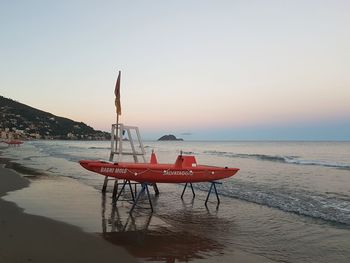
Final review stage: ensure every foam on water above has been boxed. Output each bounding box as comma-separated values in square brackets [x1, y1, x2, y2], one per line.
[196, 180, 350, 225]
[204, 151, 350, 170]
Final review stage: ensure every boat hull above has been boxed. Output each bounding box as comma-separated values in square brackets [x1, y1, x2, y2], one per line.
[79, 160, 239, 183]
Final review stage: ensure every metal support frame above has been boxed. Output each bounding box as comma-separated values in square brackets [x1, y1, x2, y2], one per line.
[129, 183, 154, 214]
[180, 181, 222, 206]
[205, 181, 222, 206]
[113, 180, 136, 203]
[102, 177, 113, 193]
[181, 183, 195, 199]
[110, 179, 155, 213]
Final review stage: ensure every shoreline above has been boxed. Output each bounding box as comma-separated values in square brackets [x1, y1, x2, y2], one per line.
[0, 157, 44, 176]
[0, 161, 136, 263]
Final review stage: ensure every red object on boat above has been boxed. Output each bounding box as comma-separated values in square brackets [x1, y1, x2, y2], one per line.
[5, 140, 24, 145]
[79, 153, 239, 183]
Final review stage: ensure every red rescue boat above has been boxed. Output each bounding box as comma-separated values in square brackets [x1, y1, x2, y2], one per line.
[5, 140, 24, 145]
[79, 153, 239, 183]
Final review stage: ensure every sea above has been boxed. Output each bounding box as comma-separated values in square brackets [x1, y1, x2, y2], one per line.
[1, 140, 350, 262]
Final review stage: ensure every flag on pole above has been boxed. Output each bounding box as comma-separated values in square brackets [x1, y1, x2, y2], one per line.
[114, 71, 121, 115]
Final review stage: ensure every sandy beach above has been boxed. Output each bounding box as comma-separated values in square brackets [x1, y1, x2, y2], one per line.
[0, 163, 136, 263]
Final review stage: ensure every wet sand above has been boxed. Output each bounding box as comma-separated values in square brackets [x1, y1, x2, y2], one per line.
[0, 164, 136, 263]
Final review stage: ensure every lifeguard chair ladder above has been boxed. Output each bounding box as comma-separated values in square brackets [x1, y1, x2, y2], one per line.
[102, 123, 159, 196]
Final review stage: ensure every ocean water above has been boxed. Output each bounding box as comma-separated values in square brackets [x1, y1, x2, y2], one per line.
[2, 140, 350, 262]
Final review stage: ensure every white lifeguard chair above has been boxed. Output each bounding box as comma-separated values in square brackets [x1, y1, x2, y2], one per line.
[109, 123, 146, 163]
[102, 123, 159, 196]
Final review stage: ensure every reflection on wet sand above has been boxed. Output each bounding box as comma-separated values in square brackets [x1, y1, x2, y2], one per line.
[100, 195, 225, 262]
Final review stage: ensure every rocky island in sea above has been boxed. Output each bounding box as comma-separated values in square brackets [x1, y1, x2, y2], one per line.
[157, 134, 183, 141]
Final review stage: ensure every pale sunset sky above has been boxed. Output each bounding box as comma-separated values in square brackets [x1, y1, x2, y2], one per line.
[1, 1, 349, 140]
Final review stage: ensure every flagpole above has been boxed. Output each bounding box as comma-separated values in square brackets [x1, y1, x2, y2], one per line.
[115, 70, 121, 154]
[116, 112, 120, 154]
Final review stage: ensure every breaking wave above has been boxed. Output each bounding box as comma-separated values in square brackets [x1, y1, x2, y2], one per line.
[204, 151, 350, 170]
[196, 181, 350, 225]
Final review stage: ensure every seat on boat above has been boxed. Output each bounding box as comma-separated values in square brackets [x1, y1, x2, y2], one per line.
[174, 155, 197, 168]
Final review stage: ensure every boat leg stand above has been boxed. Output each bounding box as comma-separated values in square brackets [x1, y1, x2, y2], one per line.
[127, 181, 136, 202]
[112, 179, 119, 198]
[152, 183, 160, 196]
[181, 183, 195, 199]
[102, 176, 109, 193]
[132, 182, 158, 196]
[113, 180, 135, 203]
[129, 183, 153, 214]
[205, 181, 222, 206]
[102, 176, 118, 194]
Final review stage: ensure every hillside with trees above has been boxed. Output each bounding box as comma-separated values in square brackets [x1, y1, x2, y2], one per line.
[0, 96, 110, 140]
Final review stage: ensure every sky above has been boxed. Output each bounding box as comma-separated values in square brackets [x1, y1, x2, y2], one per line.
[0, 0, 349, 140]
